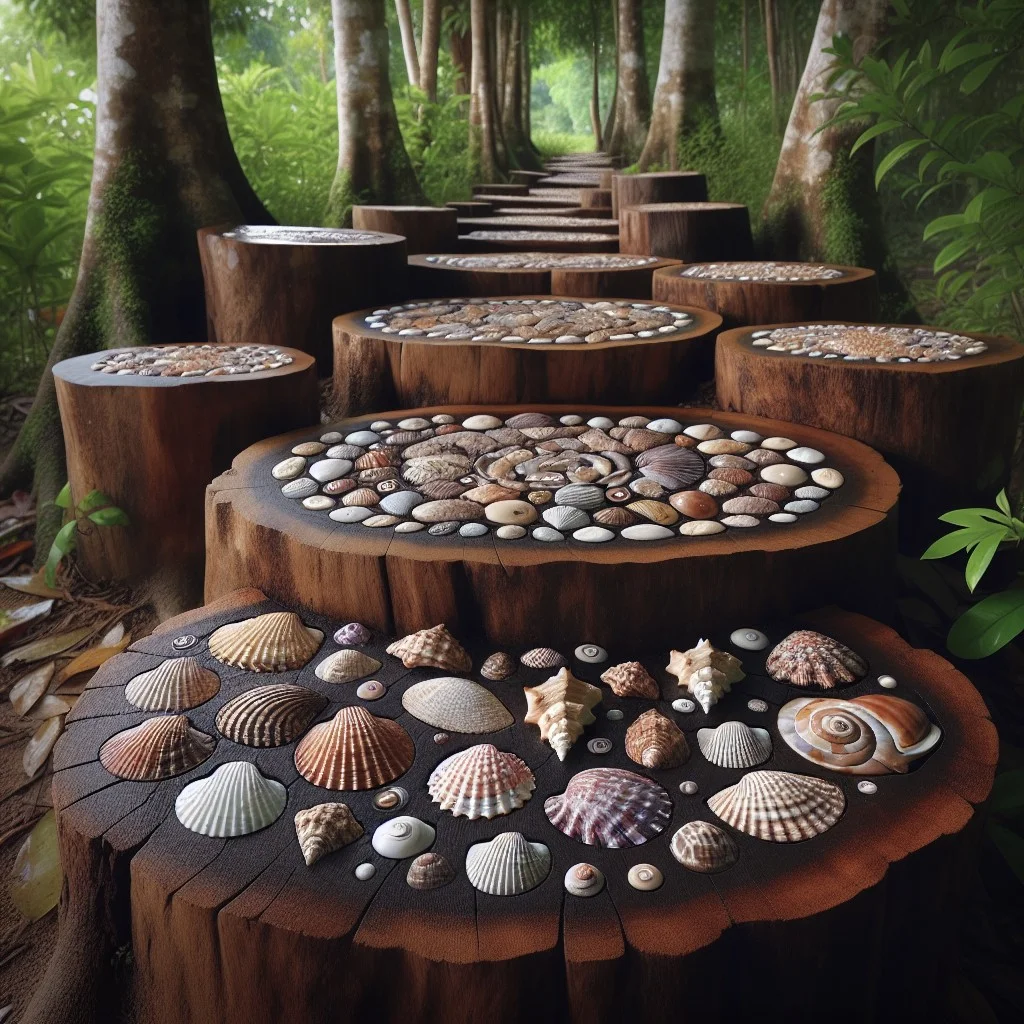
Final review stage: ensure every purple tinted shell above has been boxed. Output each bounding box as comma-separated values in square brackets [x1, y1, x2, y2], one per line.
[334, 622, 372, 645]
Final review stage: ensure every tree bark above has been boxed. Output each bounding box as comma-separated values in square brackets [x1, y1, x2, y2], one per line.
[0, 0, 270, 561]
[450, 26, 472, 95]
[638, 0, 719, 171]
[420, 0, 442, 101]
[495, 2, 509, 117]
[765, 0, 782, 131]
[521, 4, 536, 152]
[326, 0, 424, 225]
[603, 0, 619, 144]
[469, 0, 502, 181]
[395, 0, 421, 89]
[589, 3, 603, 151]
[606, 0, 651, 163]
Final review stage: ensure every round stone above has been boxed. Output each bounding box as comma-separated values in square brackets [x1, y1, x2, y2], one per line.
[721, 515, 759, 528]
[605, 709, 624, 721]
[647, 417, 683, 434]
[575, 644, 608, 664]
[433, 732, 450, 744]
[629, 478, 664, 498]
[291, 441, 326, 457]
[811, 467, 845, 489]
[679, 781, 699, 796]
[760, 436, 797, 451]
[587, 737, 613, 755]
[462, 414, 503, 430]
[271, 456, 305, 481]
[413, 501, 485, 523]
[683, 423, 722, 440]
[485, 499, 538, 526]
[572, 526, 615, 543]
[532, 527, 564, 542]
[730, 628, 768, 651]
[795, 486, 830, 501]
[700, 479, 737, 498]
[730, 430, 762, 443]
[281, 478, 318, 500]
[672, 698, 696, 713]
[363, 514, 400, 528]
[432, 414, 455, 424]
[784, 500, 820, 514]
[459, 522, 489, 538]
[857, 780, 878, 795]
[378, 491, 425, 516]
[394, 521, 425, 533]
[496, 524, 527, 539]
[398, 417, 431, 430]
[428, 521, 460, 536]
[326, 444, 364, 460]
[787, 446, 825, 464]
[669, 490, 718, 519]
[760, 464, 809, 487]
[356, 679, 385, 700]
[747, 698, 769, 713]
[345, 430, 380, 446]
[370, 421, 393, 431]
[560, 414, 584, 425]
[679, 520, 726, 536]
[309, 458, 353, 483]
[698, 439, 752, 456]
[768, 513, 798, 523]
[586, 416, 614, 430]
[878, 674, 897, 689]
[319, 431, 344, 444]
[329, 507, 373, 523]
[355, 863, 376, 881]
[622, 524, 674, 541]
[302, 495, 335, 511]
[627, 864, 663, 891]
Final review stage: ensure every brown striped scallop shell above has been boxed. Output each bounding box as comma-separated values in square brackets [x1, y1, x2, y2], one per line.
[670, 821, 739, 873]
[124, 657, 220, 711]
[99, 715, 215, 780]
[386, 624, 472, 673]
[208, 612, 323, 672]
[480, 652, 516, 681]
[520, 647, 566, 670]
[625, 709, 689, 769]
[215, 684, 328, 746]
[766, 630, 867, 689]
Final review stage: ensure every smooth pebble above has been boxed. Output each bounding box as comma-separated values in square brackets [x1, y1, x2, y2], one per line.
[768, 513, 798, 523]
[330, 507, 373, 523]
[575, 644, 608, 664]
[309, 458, 352, 483]
[272, 457, 305, 480]
[679, 520, 726, 536]
[394, 521, 424, 533]
[878, 675, 897, 689]
[605, 709, 623, 721]
[532, 527, 564, 542]
[679, 781, 699, 796]
[760, 464, 809, 487]
[496, 525, 527, 540]
[730, 628, 768, 651]
[784, 500, 819, 514]
[462, 414, 503, 430]
[459, 523, 489, 537]
[811, 467, 845, 489]
[857, 780, 878, 795]
[647, 418, 683, 433]
[573, 526, 615, 543]
[302, 495, 335, 511]
[672, 698, 696, 713]
[355, 863, 376, 881]
[345, 431, 380, 446]
[760, 436, 797, 450]
[621, 524, 674, 541]
[787, 446, 825, 464]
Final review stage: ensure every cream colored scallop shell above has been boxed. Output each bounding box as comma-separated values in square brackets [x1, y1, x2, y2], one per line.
[175, 761, 287, 837]
[208, 612, 323, 672]
[401, 677, 514, 733]
[125, 657, 220, 711]
[314, 648, 383, 684]
[465, 832, 551, 896]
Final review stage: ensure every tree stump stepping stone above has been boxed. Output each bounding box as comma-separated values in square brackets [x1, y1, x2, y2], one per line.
[330, 298, 718, 414]
[472, 183, 531, 197]
[205, 405, 900, 647]
[653, 262, 879, 328]
[456, 216, 620, 235]
[407, 253, 681, 300]
[716, 322, 1024, 537]
[197, 224, 407, 372]
[611, 171, 708, 218]
[510, 170, 549, 185]
[619, 203, 754, 262]
[529, 188, 587, 204]
[537, 172, 605, 188]
[352, 205, 459, 255]
[579, 188, 613, 212]
[53, 345, 318, 612]
[473, 195, 582, 210]
[446, 200, 496, 217]
[459, 231, 619, 253]
[36, 589, 995, 1024]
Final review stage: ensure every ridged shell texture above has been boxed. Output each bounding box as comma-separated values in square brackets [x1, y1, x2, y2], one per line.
[208, 612, 323, 672]
[124, 657, 220, 712]
[215, 684, 327, 747]
[175, 761, 287, 837]
[428, 743, 536, 819]
[99, 715, 215, 781]
[465, 832, 551, 896]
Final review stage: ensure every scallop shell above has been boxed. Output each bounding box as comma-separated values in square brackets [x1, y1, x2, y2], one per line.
[593, 507, 639, 527]
[99, 715, 215, 780]
[402, 677, 514, 733]
[666, 640, 745, 712]
[626, 499, 678, 526]
[314, 649, 383, 684]
[553, 484, 605, 510]
[428, 743, 535, 819]
[564, 862, 605, 897]
[600, 661, 660, 699]
[407, 851, 456, 890]
[175, 761, 287, 837]
[777, 694, 941, 775]
[625, 709, 690, 769]
[524, 667, 602, 760]
[766, 630, 867, 688]
[520, 647, 567, 670]
[707, 769, 845, 842]
[481, 652, 516, 681]
[294, 802, 363, 866]
[208, 612, 323, 672]
[545, 768, 672, 848]
[371, 816, 436, 858]
[542, 505, 590, 531]
[670, 821, 739, 873]
[697, 721, 772, 768]
[386, 624, 472, 673]
[125, 657, 220, 711]
[215, 684, 328, 746]
[465, 832, 551, 896]
[294, 706, 414, 790]
[634, 444, 704, 490]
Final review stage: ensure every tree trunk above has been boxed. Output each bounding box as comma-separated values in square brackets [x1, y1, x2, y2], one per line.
[495, 2, 508, 118]
[603, 0, 619, 144]
[0, 0, 270, 561]
[450, 26, 472, 95]
[765, 0, 782, 132]
[326, 0, 423, 226]
[606, 0, 651, 163]
[638, 0, 719, 171]
[589, 5, 603, 151]
[521, 4, 538, 154]
[420, 0, 442, 101]
[500, 4, 541, 169]
[395, 0, 421, 89]
[469, 0, 502, 181]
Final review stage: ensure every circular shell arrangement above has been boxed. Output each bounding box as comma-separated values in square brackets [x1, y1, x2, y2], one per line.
[458, 230, 618, 252]
[221, 225, 389, 245]
[88, 344, 294, 378]
[680, 262, 846, 282]
[747, 324, 986, 364]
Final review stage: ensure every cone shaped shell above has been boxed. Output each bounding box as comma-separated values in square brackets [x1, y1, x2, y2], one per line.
[697, 721, 773, 768]
[294, 802, 363, 866]
[667, 640, 745, 712]
[215, 684, 327, 747]
[428, 743, 536, 819]
[407, 852, 456, 890]
[465, 832, 551, 895]
[600, 661, 659, 699]
[707, 769, 845, 842]
[386, 624, 471, 672]
[766, 630, 867, 689]
[208, 612, 323, 672]
[544, 768, 672, 848]
[625, 709, 690, 769]
[402, 677, 513, 733]
[294, 706, 414, 790]
[670, 821, 739, 873]
[524, 668, 602, 760]
[314, 649, 383, 684]
[100, 715, 215, 781]
[175, 761, 287, 837]
[125, 657, 220, 712]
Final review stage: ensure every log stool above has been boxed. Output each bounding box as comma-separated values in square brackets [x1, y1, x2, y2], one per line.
[619, 203, 754, 262]
[653, 262, 879, 328]
[456, 216, 619, 236]
[53, 344, 318, 611]
[474, 195, 581, 211]
[579, 189, 613, 213]
[459, 230, 619, 254]
[611, 171, 708, 218]
[472, 183, 530, 197]
[352, 206, 458, 255]
[537, 172, 604, 188]
[206, 405, 899, 645]
[197, 224, 407, 372]
[446, 200, 496, 217]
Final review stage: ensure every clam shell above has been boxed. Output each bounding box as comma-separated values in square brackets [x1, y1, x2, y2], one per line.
[600, 661, 660, 699]
[707, 769, 845, 842]
[208, 612, 323, 672]
[315, 648, 383, 684]
[524, 668, 602, 760]
[634, 444, 704, 490]
[407, 851, 456, 890]
[386, 624, 472, 672]
[295, 802, 363, 866]
[545, 768, 672, 848]
[371, 815, 436, 858]
[553, 483, 605, 510]
[215, 684, 327, 746]
[125, 657, 220, 711]
[564, 862, 605, 897]
[465, 832, 551, 896]
[624, 709, 689, 769]
[626, 499, 679, 526]
[520, 647, 566, 670]
[175, 761, 287, 837]
[670, 821, 739, 873]
[542, 505, 590, 531]
[428, 743, 535, 818]
[766, 630, 867, 688]
[99, 715, 215, 780]
[402, 677, 514, 733]
[294, 706, 414, 790]
[593, 507, 639, 527]
[481, 652, 516, 681]
[697, 720, 772, 768]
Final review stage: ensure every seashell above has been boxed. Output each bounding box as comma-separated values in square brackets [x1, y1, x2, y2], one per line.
[465, 832, 551, 895]
[520, 647, 566, 670]
[629, 477, 665, 498]
[634, 444, 704, 490]
[625, 709, 690, 769]
[334, 622, 372, 645]
[578, 428, 632, 454]
[294, 706, 414, 790]
[670, 821, 739, 873]
[384, 430, 425, 446]
[593, 506, 638, 527]
[524, 668, 602, 760]
[315, 648, 383, 684]
[404, 432, 500, 459]
[428, 743, 536, 818]
[666, 640, 745, 712]
[545, 768, 671, 848]
[600, 661, 659, 699]
[215, 684, 327, 746]
[481, 652, 516, 681]
[708, 769, 845, 842]
[125, 657, 220, 711]
[626, 499, 678, 526]
[402, 677, 514, 733]
[295, 802, 363, 866]
[505, 412, 556, 428]
[341, 487, 380, 507]
[542, 505, 590, 531]
[99, 715, 215, 780]
[373, 786, 409, 811]
[554, 484, 605, 510]
[325, 444, 364, 460]
[175, 761, 286, 837]
[697, 721, 772, 768]
[208, 612, 323, 672]
[420, 479, 469, 500]
[627, 863, 663, 890]
[355, 450, 397, 470]
[777, 694, 941, 775]
[564, 862, 605, 897]
[403, 455, 472, 486]
[766, 630, 867, 688]
[461, 483, 520, 505]
[323, 478, 357, 496]
[371, 816, 436, 859]
[386, 624, 472, 672]
[407, 851, 456, 890]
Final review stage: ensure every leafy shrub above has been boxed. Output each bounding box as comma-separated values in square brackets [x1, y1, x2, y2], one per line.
[394, 87, 473, 206]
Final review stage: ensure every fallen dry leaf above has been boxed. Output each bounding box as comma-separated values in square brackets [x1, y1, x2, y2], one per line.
[2, 625, 93, 668]
[23, 694, 71, 720]
[0, 572, 65, 599]
[52, 631, 131, 687]
[100, 620, 126, 646]
[54, 675, 90, 697]
[9, 662, 56, 716]
[0, 600, 54, 650]
[23, 715, 65, 777]
[10, 809, 62, 922]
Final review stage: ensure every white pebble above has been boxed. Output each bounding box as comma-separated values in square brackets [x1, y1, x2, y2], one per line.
[878, 674, 897, 689]
[496, 525, 526, 540]
[354, 863, 376, 880]
[760, 436, 797, 451]
[730, 628, 768, 651]
[573, 526, 615, 543]
[787, 446, 825, 464]
[672, 698, 696, 713]
[587, 416, 614, 430]
[532, 527, 565, 542]
[329, 507, 373, 523]
[811, 467, 845, 489]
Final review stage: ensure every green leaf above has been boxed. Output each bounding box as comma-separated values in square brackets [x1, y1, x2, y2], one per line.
[965, 529, 1008, 592]
[938, 508, 1013, 528]
[940, 41, 995, 72]
[961, 55, 1005, 94]
[923, 213, 965, 240]
[875, 138, 928, 189]
[87, 507, 130, 528]
[921, 526, 993, 560]
[76, 490, 115, 514]
[850, 119, 902, 156]
[997, 490, 1011, 517]
[934, 235, 977, 272]
[54, 482, 71, 509]
[43, 520, 78, 587]
[947, 585, 1024, 659]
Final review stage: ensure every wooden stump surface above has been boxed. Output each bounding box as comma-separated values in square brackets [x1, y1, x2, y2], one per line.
[611, 171, 708, 218]
[459, 232, 619, 253]
[351, 206, 459, 255]
[619, 204, 754, 263]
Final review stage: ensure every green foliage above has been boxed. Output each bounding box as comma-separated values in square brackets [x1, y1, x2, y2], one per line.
[394, 87, 473, 206]
[45, 483, 129, 587]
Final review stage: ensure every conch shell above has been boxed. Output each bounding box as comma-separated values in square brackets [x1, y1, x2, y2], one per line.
[599, 661, 659, 699]
[386, 624, 471, 673]
[294, 802, 363, 866]
[624, 709, 689, 769]
[666, 640, 745, 712]
[524, 667, 602, 760]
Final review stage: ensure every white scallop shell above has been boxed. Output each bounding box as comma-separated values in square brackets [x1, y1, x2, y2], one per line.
[175, 761, 287, 837]
[125, 657, 220, 711]
[697, 721, 773, 768]
[401, 677, 514, 733]
[465, 832, 551, 896]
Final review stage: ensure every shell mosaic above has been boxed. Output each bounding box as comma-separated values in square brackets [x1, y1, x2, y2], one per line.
[749, 324, 986, 362]
[421, 253, 661, 270]
[89, 344, 293, 377]
[681, 262, 845, 282]
[458, 216, 618, 230]
[222, 225, 385, 245]
[462, 230, 614, 244]
[270, 411, 847, 542]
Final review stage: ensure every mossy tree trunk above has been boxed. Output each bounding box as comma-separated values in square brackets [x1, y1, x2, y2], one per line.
[395, 0, 421, 89]
[420, 0, 442, 102]
[469, 0, 503, 181]
[500, 3, 541, 169]
[0, 0, 271, 562]
[326, 0, 424, 225]
[606, 0, 651, 163]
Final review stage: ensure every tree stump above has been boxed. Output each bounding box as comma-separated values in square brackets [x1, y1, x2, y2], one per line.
[529, 188, 586, 205]
[206, 405, 899, 646]
[611, 171, 708, 218]
[598, 170, 617, 190]
[456, 216, 619, 235]
[538, 172, 605, 188]
[52, 345, 318, 611]
[510, 170, 549, 185]
[474, 195, 583, 210]
[197, 225, 407, 372]
[716, 322, 1024, 539]
[579, 189, 613, 212]
[407, 254, 681, 300]
[619, 204, 754, 262]
[472, 183, 531, 197]
[41, 589, 994, 1024]
[351, 206, 459, 255]
[446, 200, 496, 217]
[459, 231, 619, 253]
[652, 263, 879, 329]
